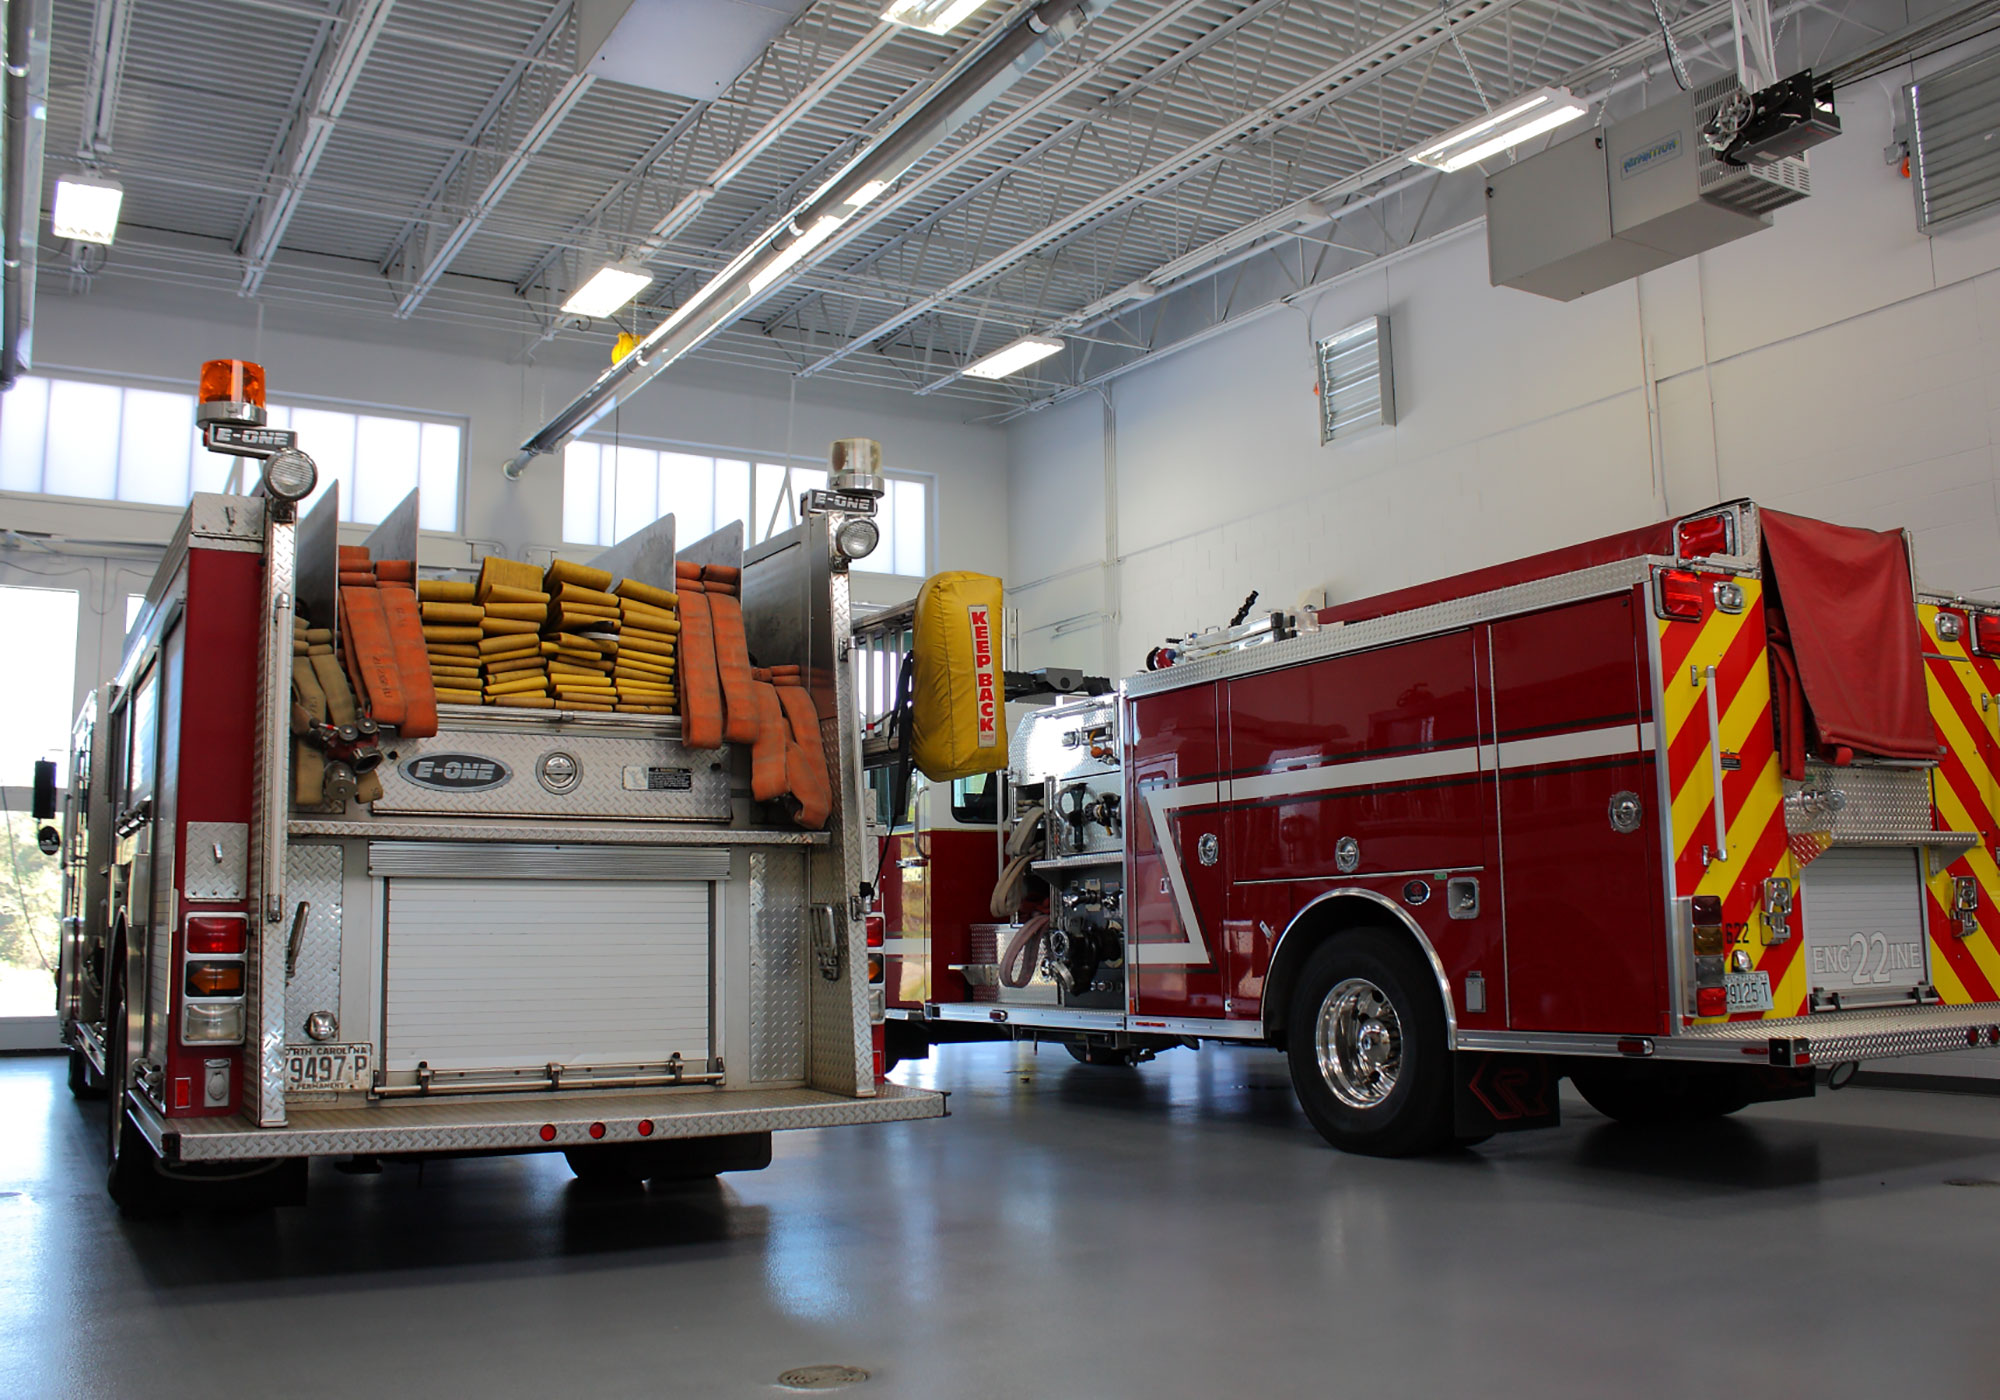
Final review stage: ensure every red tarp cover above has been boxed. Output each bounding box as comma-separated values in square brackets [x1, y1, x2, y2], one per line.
[1759, 509, 1935, 768]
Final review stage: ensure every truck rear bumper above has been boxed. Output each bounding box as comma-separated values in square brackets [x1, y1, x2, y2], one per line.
[131, 1082, 947, 1164]
[1459, 1001, 2000, 1066]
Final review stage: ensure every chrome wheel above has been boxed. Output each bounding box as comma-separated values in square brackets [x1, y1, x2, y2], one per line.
[1314, 976, 1403, 1109]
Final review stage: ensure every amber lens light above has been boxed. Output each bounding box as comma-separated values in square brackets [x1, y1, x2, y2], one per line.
[198, 358, 266, 407]
[185, 961, 245, 997]
[185, 917, 245, 955]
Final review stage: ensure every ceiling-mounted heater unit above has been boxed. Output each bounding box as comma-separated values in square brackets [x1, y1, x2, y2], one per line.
[1487, 76, 1821, 301]
[1909, 47, 2000, 236]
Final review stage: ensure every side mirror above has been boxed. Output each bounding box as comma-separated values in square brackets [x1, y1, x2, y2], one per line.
[31, 758, 56, 820]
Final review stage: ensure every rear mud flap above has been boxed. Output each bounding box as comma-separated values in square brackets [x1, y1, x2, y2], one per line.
[1454, 1052, 1561, 1137]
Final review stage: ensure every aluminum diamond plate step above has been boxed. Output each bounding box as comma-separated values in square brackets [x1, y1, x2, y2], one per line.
[135, 1083, 946, 1163]
[1670, 1001, 2000, 1066]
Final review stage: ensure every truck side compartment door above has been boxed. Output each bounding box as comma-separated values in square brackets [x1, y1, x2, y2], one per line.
[1490, 593, 1665, 1034]
[1126, 682, 1229, 1018]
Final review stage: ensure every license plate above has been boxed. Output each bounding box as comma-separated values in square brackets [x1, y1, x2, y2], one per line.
[1724, 971, 1774, 1014]
[285, 1043, 372, 1093]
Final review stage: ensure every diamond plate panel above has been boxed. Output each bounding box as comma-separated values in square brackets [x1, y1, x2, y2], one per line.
[749, 849, 808, 1083]
[182, 822, 248, 901]
[145, 1082, 947, 1162]
[247, 517, 296, 1128]
[283, 845, 344, 1045]
[291, 818, 822, 846]
[371, 724, 731, 821]
[1673, 1000, 2000, 1063]
[1784, 761, 1939, 843]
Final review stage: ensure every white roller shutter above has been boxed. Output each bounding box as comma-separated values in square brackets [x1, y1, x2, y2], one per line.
[384, 878, 711, 1072]
[1800, 848, 1929, 1001]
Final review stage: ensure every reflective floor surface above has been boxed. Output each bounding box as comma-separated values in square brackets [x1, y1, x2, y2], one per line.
[6, 1043, 2000, 1398]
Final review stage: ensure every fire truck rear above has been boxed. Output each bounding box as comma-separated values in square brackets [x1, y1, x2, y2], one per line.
[55, 376, 941, 1211]
[876, 500, 2000, 1154]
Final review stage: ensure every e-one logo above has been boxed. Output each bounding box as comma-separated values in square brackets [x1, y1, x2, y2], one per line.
[1620, 131, 1681, 180]
[400, 753, 512, 792]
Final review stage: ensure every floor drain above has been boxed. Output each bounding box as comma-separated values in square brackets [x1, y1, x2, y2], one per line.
[777, 1364, 869, 1390]
[1944, 1178, 2000, 1187]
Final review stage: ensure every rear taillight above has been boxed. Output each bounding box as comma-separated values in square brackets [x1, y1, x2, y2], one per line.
[1677, 513, 1734, 559]
[185, 961, 245, 997]
[1691, 894, 1727, 1016]
[1974, 613, 2000, 657]
[186, 915, 246, 955]
[1656, 570, 1705, 621]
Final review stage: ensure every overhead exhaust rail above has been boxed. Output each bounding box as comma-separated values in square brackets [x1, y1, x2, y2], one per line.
[502, 0, 1103, 479]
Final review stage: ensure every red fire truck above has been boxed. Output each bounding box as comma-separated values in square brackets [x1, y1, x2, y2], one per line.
[54, 372, 941, 1211]
[871, 500, 2000, 1154]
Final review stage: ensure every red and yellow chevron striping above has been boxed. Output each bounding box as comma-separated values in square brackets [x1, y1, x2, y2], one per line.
[1656, 573, 1804, 1024]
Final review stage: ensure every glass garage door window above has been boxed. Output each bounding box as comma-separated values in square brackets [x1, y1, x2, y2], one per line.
[0, 584, 79, 1021]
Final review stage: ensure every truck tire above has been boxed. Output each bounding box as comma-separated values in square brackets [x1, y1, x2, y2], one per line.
[1568, 1061, 1754, 1124]
[564, 1133, 774, 1186]
[1285, 928, 1454, 1157]
[68, 1047, 106, 1100]
[103, 945, 168, 1217]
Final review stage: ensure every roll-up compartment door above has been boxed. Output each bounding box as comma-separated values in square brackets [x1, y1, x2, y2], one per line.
[383, 878, 712, 1072]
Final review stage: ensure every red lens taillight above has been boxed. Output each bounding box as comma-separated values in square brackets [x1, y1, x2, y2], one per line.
[1974, 614, 2000, 657]
[1656, 570, 1705, 621]
[1695, 986, 1729, 1017]
[1677, 513, 1732, 559]
[186, 916, 245, 955]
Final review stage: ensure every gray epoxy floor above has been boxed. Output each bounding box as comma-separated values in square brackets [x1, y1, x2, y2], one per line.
[7, 1044, 2000, 1399]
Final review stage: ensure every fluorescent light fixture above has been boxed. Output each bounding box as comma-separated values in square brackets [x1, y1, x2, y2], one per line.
[847, 178, 891, 211]
[51, 175, 123, 245]
[964, 335, 1063, 380]
[881, 0, 988, 34]
[1409, 88, 1590, 173]
[747, 214, 845, 295]
[561, 261, 653, 318]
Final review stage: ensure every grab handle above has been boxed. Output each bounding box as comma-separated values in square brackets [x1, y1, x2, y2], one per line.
[1705, 665, 1728, 861]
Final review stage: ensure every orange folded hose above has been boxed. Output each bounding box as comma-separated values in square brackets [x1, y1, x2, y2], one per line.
[677, 587, 724, 750]
[708, 589, 757, 745]
[337, 545, 371, 569]
[774, 682, 831, 828]
[750, 681, 789, 801]
[339, 586, 407, 727]
[374, 559, 415, 584]
[338, 570, 376, 588]
[702, 564, 740, 588]
[675, 561, 703, 581]
[378, 585, 438, 737]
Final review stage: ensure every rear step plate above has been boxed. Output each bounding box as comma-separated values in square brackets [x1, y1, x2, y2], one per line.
[1671, 1002, 2000, 1065]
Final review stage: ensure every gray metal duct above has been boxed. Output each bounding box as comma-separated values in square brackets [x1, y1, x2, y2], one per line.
[503, 0, 1102, 478]
[1, 0, 51, 387]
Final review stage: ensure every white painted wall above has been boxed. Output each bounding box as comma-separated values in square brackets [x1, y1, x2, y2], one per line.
[1005, 67, 2000, 678]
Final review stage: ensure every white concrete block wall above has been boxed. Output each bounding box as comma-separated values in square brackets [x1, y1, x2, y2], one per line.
[1005, 65, 2000, 676]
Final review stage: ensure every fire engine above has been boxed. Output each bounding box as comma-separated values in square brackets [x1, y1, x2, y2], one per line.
[53, 364, 942, 1212]
[865, 500, 2000, 1155]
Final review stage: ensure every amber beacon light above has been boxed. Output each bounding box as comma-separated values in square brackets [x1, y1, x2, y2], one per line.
[196, 358, 268, 426]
